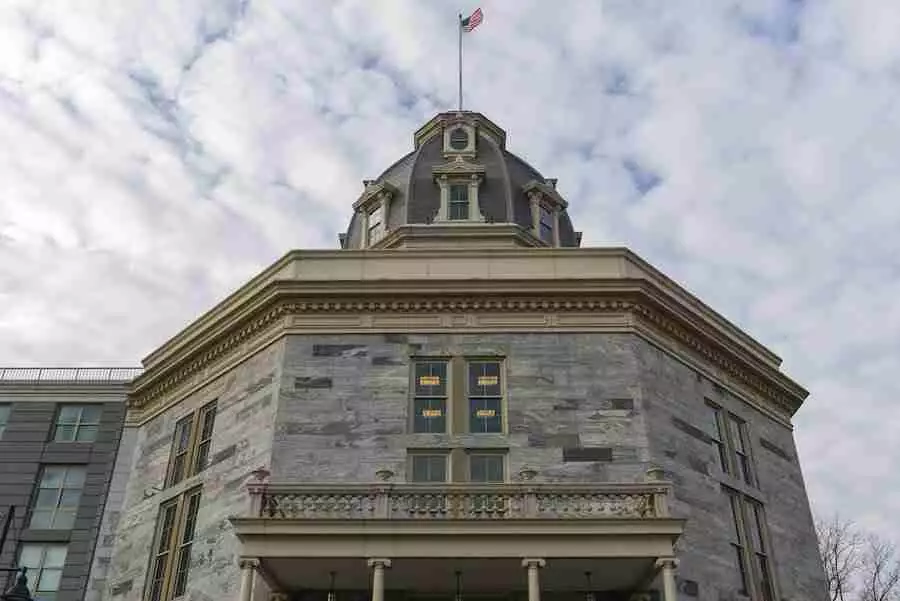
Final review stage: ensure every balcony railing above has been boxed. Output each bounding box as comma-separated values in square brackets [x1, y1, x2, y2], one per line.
[247, 480, 672, 521]
[0, 367, 143, 384]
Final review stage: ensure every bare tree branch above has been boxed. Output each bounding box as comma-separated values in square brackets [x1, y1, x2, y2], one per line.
[817, 515, 863, 601]
[858, 535, 900, 601]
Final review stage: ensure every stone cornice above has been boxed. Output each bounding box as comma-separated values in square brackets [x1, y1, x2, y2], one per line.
[127, 278, 807, 421]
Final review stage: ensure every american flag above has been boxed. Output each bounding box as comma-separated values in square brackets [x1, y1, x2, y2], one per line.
[461, 7, 483, 32]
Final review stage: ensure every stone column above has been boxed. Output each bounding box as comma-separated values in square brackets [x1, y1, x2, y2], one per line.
[522, 558, 546, 601]
[367, 558, 392, 601]
[238, 558, 259, 601]
[655, 558, 679, 601]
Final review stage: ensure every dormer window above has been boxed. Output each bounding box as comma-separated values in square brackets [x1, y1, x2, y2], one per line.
[449, 184, 470, 220]
[539, 206, 554, 243]
[367, 204, 385, 245]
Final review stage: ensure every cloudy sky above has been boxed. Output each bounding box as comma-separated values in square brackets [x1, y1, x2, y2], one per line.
[1, 0, 897, 545]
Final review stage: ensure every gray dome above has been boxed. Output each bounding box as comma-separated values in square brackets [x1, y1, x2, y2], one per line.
[341, 112, 580, 249]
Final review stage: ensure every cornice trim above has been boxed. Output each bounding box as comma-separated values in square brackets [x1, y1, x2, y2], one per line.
[128, 284, 806, 419]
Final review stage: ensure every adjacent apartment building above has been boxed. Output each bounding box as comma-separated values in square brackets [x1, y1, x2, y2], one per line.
[5, 111, 828, 601]
[0, 367, 141, 601]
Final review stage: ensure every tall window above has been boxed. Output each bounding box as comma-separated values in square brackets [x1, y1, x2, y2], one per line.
[410, 454, 447, 483]
[367, 204, 385, 245]
[539, 206, 554, 244]
[166, 401, 217, 488]
[707, 402, 756, 487]
[449, 184, 469, 220]
[19, 544, 68, 601]
[412, 361, 448, 433]
[469, 454, 504, 482]
[746, 499, 776, 601]
[706, 402, 730, 475]
[468, 360, 503, 433]
[727, 489, 778, 600]
[53, 405, 102, 442]
[147, 488, 202, 601]
[29, 466, 86, 529]
[728, 494, 750, 597]
[0, 404, 9, 439]
[729, 416, 754, 486]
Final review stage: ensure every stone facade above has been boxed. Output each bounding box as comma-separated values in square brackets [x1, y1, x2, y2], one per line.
[271, 333, 650, 485]
[105, 341, 284, 601]
[103, 327, 824, 601]
[636, 338, 826, 601]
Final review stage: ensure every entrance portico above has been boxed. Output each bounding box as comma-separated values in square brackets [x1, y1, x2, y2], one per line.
[229, 474, 684, 601]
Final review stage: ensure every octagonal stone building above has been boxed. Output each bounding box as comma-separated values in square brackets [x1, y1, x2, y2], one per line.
[103, 112, 826, 601]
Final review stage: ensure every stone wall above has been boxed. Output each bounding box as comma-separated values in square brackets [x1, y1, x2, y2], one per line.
[105, 341, 284, 601]
[635, 337, 826, 601]
[86, 425, 139, 601]
[271, 333, 651, 485]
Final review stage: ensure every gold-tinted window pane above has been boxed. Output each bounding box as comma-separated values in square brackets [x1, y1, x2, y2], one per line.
[414, 361, 447, 397]
[468, 361, 501, 397]
[413, 398, 446, 433]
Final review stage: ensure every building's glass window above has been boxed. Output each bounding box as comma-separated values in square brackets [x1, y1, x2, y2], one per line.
[148, 500, 178, 601]
[29, 466, 86, 529]
[53, 405, 102, 442]
[728, 494, 750, 597]
[412, 361, 448, 433]
[165, 400, 218, 488]
[172, 489, 202, 597]
[449, 184, 469, 220]
[192, 403, 217, 474]
[746, 499, 776, 601]
[539, 206, 554, 243]
[706, 401, 730, 475]
[469, 454, 504, 482]
[468, 361, 503, 433]
[726, 488, 778, 599]
[19, 544, 68, 601]
[0, 404, 9, 439]
[729, 416, 754, 486]
[367, 204, 385, 245]
[410, 454, 447, 483]
[167, 415, 194, 487]
[146, 488, 202, 601]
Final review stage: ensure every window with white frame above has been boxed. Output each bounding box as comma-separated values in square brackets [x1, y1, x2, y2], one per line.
[19, 544, 68, 601]
[53, 405, 102, 442]
[29, 466, 86, 529]
[449, 184, 470, 220]
[367, 204, 385, 245]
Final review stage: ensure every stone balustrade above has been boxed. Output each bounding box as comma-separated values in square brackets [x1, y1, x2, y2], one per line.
[246, 481, 671, 520]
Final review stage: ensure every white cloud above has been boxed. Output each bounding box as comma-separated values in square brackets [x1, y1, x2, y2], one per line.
[0, 0, 897, 551]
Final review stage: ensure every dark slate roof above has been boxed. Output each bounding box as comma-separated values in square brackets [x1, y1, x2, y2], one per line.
[343, 113, 578, 248]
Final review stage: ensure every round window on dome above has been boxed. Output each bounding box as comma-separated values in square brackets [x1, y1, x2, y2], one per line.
[449, 127, 469, 150]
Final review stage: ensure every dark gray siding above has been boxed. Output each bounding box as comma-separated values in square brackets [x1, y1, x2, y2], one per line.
[0, 398, 126, 601]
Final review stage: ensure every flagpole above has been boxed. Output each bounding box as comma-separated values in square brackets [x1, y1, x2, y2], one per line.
[458, 12, 463, 111]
